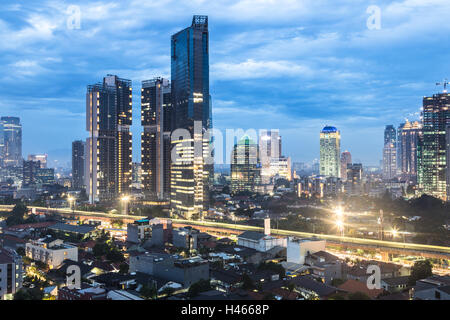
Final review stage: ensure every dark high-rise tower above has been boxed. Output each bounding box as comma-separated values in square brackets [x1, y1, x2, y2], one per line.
[0, 117, 22, 168]
[170, 15, 212, 219]
[397, 120, 421, 178]
[72, 140, 86, 190]
[418, 91, 450, 200]
[141, 78, 172, 200]
[231, 136, 261, 194]
[85, 75, 133, 203]
[384, 125, 396, 146]
[383, 125, 397, 180]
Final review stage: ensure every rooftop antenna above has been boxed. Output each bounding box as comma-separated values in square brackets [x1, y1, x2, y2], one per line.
[436, 79, 449, 93]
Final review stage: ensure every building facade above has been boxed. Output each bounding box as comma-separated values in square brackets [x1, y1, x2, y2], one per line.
[320, 126, 341, 178]
[340, 151, 352, 181]
[26, 239, 78, 269]
[72, 140, 86, 190]
[85, 75, 133, 203]
[383, 143, 397, 180]
[0, 248, 23, 300]
[170, 16, 212, 219]
[417, 92, 450, 200]
[141, 78, 172, 200]
[0, 117, 22, 168]
[230, 136, 261, 194]
[397, 120, 421, 178]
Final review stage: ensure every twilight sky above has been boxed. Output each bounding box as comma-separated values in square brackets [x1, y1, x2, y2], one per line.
[1, 0, 449, 168]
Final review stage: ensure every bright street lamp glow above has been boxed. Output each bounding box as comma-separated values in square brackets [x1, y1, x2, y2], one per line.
[391, 228, 399, 238]
[121, 196, 130, 202]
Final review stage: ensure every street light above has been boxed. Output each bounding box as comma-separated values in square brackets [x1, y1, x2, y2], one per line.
[121, 195, 130, 215]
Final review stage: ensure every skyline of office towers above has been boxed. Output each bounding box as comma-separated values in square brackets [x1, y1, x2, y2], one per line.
[319, 126, 341, 178]
[417, 91, 450, 200]
[259, 130, 282, 184]
[447, 125, 450, 201]
[230, 136, 261, 194]
[0, 117, 22, 168]
[85, 75, 133, 203]
[27, 154, 47, 169]
[397, 120, 421, 178]
[170, 15, 212, 219]
[340, 150, 352, 181]
[72, 140, 85, 191]
[141, 78, 172, 200]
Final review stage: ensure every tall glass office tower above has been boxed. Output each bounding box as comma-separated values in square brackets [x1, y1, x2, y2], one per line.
[85, 75, 133, 203]
[397, 120, 421, 178]
[417, 92, 450, 200]
[0, 117, 22, 168]
[319, 126, 341, 178]
[170, 15, 212, 219]
[141, 78, 172, 200]
[231, 136, 261, 194]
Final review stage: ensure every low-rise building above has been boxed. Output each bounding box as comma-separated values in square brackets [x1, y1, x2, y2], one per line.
[413, 275, 450, 300]
[287, 237, 326, 265]
[26, 238, 78, 269]
[58, 284, 107, 300]
[237, 231, 286, 253]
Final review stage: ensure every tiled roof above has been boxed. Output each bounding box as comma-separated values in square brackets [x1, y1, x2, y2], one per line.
[338, 279, 385, 299]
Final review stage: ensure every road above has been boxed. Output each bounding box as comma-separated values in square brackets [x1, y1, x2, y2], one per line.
[1, 204, 449, 259]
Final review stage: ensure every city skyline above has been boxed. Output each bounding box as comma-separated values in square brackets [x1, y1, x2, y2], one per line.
[2, 2, 450, 167]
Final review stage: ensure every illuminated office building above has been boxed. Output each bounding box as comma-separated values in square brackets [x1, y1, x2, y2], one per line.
[230, 136, 261, 194]
[0, 117, 22, 168]
[418, 91, 450, 200]
[141, 78, 172, 200]
[170, 16, 212, 219]
[319, 126, 341, 178]
[383, 125, 398, 180]
[397, 120, 421, 178]
[85, 75, 133, 203]
[340, 150, 352, 181]
[28, 154, 47, 168]
[259, 130, 282, 184]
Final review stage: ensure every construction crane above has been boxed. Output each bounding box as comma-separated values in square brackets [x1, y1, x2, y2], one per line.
[436, 79, 449, 93]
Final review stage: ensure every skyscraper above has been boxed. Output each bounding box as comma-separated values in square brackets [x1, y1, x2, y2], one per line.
[141, 78, 172, 200]
[384, 125, 396, 146]
[397, 120, 421, 178]
[72, 140, 85, 190]
[170, 15, 212, 219]
[0, 117, 22, 168]
[85, 75, 133, 203]
[383, 143, 397, 180]
[259, 130, 282, 184]
[383, 125, 398, 180]
[446, 125, 450, 201]
[340, 150, 352, 181]
[230, 136, 261, 194]
[417, 91, 450, 200]
[319, 126, 341, 178]
[345, 163, 363, 196]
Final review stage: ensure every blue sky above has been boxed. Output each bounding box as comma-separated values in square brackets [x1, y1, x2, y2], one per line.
[1, 0, 449, 168]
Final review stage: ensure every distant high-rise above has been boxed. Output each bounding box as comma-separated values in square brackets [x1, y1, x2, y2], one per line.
[319, 126, 341, 178]
[230, 136, 261, 194]
[22, 160, 40, 186]
[28, 154, 47, 168]
[141, 78, 172, 200]
[397, 120, 421, 178]
[72, 140, 85, 190]
[418, 91, 450, 200]
[259, 130, 282, 184]
[446, 125, 450, 201]
[383, 125, 398, 180]
[384, 125, 396, 146]
[346, 163, 363, 196]
[383, 143, 397, 180]
[0, 117, 22, 168]
[170, 15, 211, 219]
[85, 75, 133, 203]
[340, 151, 352, 181]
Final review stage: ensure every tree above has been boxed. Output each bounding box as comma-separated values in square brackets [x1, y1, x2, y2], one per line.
[187, 279, 212, 298]
[6, 203, 28, 226]
[409, 260, 433, 285]
[331, 278, 345, 287]
[118, 263, 129, 274]
[140, 284, 157, 300]
[242, 273, 255, 290]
